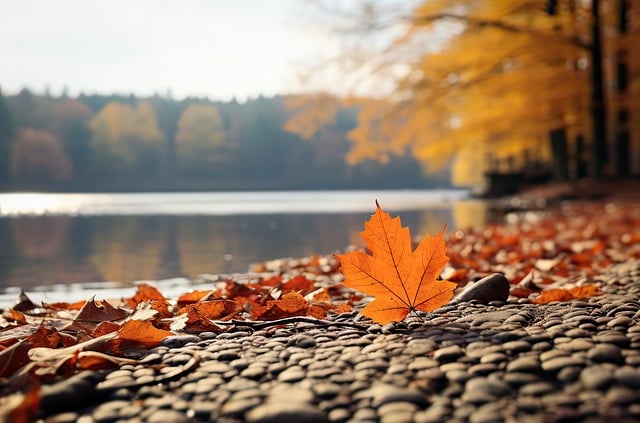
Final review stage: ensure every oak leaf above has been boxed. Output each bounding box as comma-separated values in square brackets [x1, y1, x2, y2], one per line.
[336, 201, 456, 324]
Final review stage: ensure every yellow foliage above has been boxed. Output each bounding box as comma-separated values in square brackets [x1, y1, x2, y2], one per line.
[284, 93, 340, 139]
[289, 0, 617, 187]
[175, 104, 227, 169]
[89, 101, 164, 169]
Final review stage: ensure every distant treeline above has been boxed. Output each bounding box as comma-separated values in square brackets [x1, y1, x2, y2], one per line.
[0, 87, 449, 191]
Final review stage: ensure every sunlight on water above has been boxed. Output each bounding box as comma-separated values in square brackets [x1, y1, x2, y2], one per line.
[0, 190, 469, 216]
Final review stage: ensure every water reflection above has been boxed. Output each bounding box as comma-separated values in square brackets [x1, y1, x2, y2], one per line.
[0, 202, 490, 290]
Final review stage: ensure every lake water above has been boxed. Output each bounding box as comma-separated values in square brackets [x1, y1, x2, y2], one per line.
[0, 190, 490, 305]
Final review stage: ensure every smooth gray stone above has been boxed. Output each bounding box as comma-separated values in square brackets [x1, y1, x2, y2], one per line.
[246, 402, 328, 423]
[452, 273, 510, 304]
[587, 343, 624, 364]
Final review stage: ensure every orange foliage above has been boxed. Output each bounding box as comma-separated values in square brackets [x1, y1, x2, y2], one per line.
[336, 202, 456, 324]
[10, 128, 72, 180]
[116, 320, 173, 349]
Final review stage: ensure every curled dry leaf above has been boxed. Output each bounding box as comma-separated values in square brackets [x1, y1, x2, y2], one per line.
[116, 320, 173, 347]
[531, 285, 601, 304]
[64, 297, 128, 333]
[336, 201, 457, 324]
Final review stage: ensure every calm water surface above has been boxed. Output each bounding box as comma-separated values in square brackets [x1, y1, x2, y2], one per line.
[0, 190, 490, 305]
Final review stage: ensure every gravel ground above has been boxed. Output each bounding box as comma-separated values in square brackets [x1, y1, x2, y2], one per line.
[36, 258, 640, 423]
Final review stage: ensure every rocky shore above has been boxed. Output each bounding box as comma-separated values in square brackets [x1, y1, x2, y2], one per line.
[31, 255, 640, 423]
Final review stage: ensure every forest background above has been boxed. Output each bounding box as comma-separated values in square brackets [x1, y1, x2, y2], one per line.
[0, 89, 444, 192]
[1, 0, 640, 193]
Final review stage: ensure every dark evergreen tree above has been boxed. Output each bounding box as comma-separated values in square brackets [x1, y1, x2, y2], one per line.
[0, 87, 15, 184]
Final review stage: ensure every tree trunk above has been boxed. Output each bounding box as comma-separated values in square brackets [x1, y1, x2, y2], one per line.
[590, 0, 608, 179]
[550, 128, 569, 181]
[614, 0, 631, 177]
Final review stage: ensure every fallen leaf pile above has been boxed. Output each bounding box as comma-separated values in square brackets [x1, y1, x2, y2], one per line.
[444, 201, 640, 302]
[0, 273, 350, 419]
[336, 201, 457, 324]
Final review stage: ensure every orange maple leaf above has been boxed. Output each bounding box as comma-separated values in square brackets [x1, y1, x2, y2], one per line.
[336, 201, 457, 324]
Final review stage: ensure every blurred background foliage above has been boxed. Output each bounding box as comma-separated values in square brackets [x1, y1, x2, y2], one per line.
[287, 0, 640, 191]
[0, 89, 442, 191]
[1, 0, 638, 193]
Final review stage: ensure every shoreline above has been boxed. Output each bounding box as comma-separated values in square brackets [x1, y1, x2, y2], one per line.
[3, 182, 640, 421]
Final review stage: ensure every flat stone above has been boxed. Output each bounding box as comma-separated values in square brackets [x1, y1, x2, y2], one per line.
[507, 356, 541, 373]
[434, 345, 464, 363]
[277, 366, 306, 383]
[614, 366, 640, 388]
[361, 383, 428, 407]
[607, 316, 632, 328]
[461, 390, 496, 404]
[465, 377, 512, 397]
[468, 363, 499, 376]
[146, 409, 189, 423]
[556, 338, 594, 352]
[501, 340, 532, 354]
[453, 273, 510, 304]
[518, 382, 556, 396]
[270, 385, 315, 403]
[163, 353, 194, 365]
[378, 401, 417, 416]
[541, 356, 584, 373]
[160, 335, 200, 347]
[246, 402, 328, 423]
[469, 402, 505, 423]
[580, 365, 613, 390]
[240, 365, 267, 380]
[287, 334, 317, 348]
[327, 408, 350, 423]
[605, 386, 638, 405]
[593, 332, 629, 347]
[587, 343, 623, 363]
[313, 383, 342, 399]
[408, 358, 439, 371]
[503, 372, 540, 386]
[480, 352, 508, 364]
[221, 397, 263, 416]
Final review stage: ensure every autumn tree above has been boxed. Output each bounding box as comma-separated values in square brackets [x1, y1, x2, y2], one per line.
[289, 0, 640, 188]
[89, 101, 165, 178]
[175, 103, 228, 177]
[10, 128, 72, 182]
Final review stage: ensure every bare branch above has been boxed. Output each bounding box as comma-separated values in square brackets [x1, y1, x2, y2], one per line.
[411, 13, 592, 50]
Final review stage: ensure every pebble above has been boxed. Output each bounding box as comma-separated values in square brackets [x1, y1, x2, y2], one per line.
[587, 343, 624, 363]
[580, 365, 614, 389]
[506, 356, 541, 373]
[465, 377, 512, 397]
[245, 402, 328, 423]
[433, 345, 464, 362]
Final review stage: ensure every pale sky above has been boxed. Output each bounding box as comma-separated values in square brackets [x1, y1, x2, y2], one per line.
[0, 0, 336, 101]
